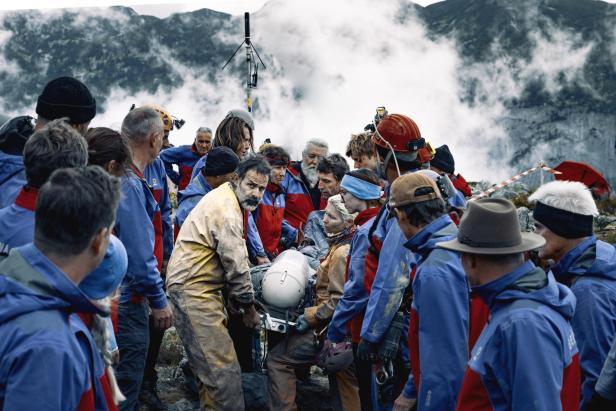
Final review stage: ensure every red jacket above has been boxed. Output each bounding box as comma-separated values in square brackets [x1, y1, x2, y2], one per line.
[281, 163, 325, 229]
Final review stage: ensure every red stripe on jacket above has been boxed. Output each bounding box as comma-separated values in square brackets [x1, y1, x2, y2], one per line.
[14, 186, 38, 211]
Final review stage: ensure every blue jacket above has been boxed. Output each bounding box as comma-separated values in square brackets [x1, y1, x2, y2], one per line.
[550, 236, 616, 410]
[0, 244, 105, 410]
[457, 261, 580, 411]
[145, 158, 173, 261]
[176, 173, 212, 228]
[0, 187, 37, 255]
[178, 172, 267, 259]
[328, 208, 380, 344]
[400, 215, 469, 410]
[190, 152, 208, 181]
[360, 206, 415, 343]
[115, 167, 167, 309]
[0, 151, 25, 209]
[159, 144, 201, 190]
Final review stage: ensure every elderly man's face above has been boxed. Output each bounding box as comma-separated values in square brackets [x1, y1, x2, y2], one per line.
[195, 131, 212, 155]
[302, 143, 327, 168]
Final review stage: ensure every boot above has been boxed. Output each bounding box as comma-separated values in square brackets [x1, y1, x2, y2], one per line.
[139, 380, 167, 411]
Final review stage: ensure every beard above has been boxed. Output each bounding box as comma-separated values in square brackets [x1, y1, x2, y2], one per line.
[235, 186, 260, 211]
[301, 162, 319, 187]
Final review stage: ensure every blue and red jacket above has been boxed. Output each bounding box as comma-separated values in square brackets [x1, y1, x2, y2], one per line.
[328, 207, 381, 344]
[401, 215, 469, 409]
[190, 152, 208, 181]
[144, 158, 174, 267]
[0, 150, 25, 209]
[281, 162, 326, 229]
[550, 236, 616, 410]
[115, 166, 167, 309]
[253, 183, 297, 258]
[360, 205, 415, 344]
[0, 186, 38, 255]
[178, 172, 267, 259]
[72, 314, 118, 411]
[159, 144, 202, 191]
[456, 261, 580, 411]
[0, 244, 111, 410]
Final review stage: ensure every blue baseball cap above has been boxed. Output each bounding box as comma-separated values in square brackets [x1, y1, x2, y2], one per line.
[79, 235, 128, 300]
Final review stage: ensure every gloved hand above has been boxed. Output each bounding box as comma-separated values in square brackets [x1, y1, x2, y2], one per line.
[378, 311, 404, 363]
[295, 315, 310, 334]
[357, 338, 377, 362]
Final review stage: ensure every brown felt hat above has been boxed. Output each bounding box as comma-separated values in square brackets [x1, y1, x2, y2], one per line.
[437, 198, 545, 254]
[388, 172, 442, 210]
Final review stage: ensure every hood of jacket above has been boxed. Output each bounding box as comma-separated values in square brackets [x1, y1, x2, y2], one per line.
[551, 236, 616, 282]
[403, 214, 457, 258]
[473, 260, 576, 321]
[0, 244, 104, 324]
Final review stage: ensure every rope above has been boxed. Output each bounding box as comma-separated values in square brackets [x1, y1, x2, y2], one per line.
[470, 162, 561, 201]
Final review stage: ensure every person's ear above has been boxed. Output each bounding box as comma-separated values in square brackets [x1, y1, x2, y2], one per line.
[91, 227, 110, 259]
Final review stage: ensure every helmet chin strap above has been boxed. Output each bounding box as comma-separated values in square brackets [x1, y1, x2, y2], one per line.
[374, 124, 401, 179]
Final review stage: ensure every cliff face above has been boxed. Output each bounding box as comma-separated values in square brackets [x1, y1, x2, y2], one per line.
[0, 1, 614, 184]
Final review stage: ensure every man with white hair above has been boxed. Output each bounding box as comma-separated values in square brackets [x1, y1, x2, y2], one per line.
[530, 180, 616, 409]
[282, 138, 329, 229]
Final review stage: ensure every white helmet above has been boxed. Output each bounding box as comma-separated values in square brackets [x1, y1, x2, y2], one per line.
[261, 250, 309, 308]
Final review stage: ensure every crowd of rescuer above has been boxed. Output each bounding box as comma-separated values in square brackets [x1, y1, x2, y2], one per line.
[1, 75, 615, 411]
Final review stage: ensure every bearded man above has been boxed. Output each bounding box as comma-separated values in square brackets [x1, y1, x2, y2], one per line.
[165, 157, 270, 410]
[282, 139, 329, 229]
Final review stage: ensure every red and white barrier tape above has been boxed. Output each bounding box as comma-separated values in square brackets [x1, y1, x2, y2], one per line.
[470, 163, 561, 201]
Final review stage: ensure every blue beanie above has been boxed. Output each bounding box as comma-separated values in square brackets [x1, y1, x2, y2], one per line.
[79, 235, 128, 300]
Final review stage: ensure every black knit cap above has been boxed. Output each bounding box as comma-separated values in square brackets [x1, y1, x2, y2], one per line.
[431, 144, 455, 174]
[203, 146, 240, 177]
[36, 76, 96, 124]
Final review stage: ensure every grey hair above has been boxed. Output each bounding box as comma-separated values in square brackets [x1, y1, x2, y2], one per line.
[304, 138, 329, 153]
[121, 107, 163, 144]
[197, 127, 212, 134]
[328, 194, 357, 224]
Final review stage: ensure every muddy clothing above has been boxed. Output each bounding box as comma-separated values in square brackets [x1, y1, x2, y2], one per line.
[267, 235, 359, 410]
[166, 182, 253, 410]
[267, 332, 359, 411]
[303, 241, 351, 328]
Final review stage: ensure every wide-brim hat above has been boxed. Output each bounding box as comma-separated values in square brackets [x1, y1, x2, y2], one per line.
[438, 198, 545, 254]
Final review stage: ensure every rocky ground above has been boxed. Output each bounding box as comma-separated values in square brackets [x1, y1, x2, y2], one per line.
[143, 327, 335, 411]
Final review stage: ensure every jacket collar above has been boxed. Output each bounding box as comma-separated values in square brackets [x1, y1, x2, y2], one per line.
[15, 186, 38, 211]
[355, 207, 380, 227]
[472, 260, 537, 308]
[14, 244, 105, 315]
[403, 214, 454, 254]
[551, 235, 597, 278]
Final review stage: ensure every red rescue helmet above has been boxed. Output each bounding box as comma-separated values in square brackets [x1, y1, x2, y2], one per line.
[372, 113, 424, 154]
